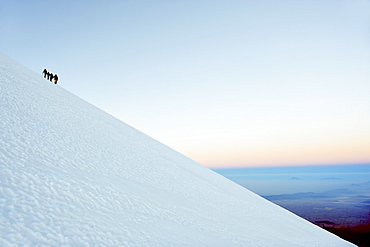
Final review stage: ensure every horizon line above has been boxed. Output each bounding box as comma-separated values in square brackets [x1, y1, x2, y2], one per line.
[210, 162, 370, 170]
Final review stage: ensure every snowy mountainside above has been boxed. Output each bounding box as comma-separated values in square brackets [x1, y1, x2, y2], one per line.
[0, 53, 354, 246]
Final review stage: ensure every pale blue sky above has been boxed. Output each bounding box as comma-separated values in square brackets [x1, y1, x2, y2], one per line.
[1, 0, 370, 168]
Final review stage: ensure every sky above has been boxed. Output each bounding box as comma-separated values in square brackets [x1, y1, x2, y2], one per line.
[1, 0, 370, 168]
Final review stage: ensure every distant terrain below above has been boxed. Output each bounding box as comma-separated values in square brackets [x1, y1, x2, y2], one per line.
[214, 165, 370, 246]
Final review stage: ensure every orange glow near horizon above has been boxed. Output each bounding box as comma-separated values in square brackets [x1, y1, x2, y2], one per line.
[188, 135, 370, 169]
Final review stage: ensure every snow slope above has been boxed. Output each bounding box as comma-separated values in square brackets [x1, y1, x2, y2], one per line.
[0, 53, 355, 246]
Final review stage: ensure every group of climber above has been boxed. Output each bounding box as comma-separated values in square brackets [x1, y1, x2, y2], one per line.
[42, 69, 58, 84]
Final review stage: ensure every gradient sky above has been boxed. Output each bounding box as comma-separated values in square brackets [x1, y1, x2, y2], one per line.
[1, 0, 369, 168]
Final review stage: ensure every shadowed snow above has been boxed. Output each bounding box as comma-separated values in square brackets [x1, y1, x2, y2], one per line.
[0, 53, 355, 246]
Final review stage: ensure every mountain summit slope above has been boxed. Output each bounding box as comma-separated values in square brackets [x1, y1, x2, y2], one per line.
[0, 54, 354, 246]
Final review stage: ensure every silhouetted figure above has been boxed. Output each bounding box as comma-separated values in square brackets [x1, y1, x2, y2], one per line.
[42, 69, 47, 78]
[47, 72, 51, 80]
[54, 74, 58, 84]
[49, 73, 54, 82]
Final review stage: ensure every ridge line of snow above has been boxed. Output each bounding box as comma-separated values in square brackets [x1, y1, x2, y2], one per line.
[0, 53, 355, 246]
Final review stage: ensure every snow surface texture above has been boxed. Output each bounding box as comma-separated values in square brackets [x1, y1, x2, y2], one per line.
[0, 53, 355, 246]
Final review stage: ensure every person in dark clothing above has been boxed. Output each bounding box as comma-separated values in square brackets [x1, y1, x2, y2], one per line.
[53, 74, 58, 84]
[49, 73, 54, 82]
[42, 69, 48, 78]
[47, 72, 51, 80]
